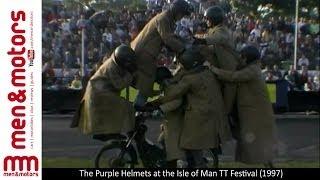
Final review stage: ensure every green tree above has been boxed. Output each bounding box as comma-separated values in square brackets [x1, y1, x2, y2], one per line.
[231, 0, 318, 18]
[85, 0, 147, 11]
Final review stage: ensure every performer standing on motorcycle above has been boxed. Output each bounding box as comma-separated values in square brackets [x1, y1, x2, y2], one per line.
[131, 0, 193, 108]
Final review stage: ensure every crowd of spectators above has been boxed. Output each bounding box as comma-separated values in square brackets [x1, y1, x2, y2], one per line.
[223, 11, 319, 91]
[42, 2, 161, 89]
[42, 1, 319, 92]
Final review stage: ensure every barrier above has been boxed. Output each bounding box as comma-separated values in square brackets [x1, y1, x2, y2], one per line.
[267, 80, 319, 112]
[42, 89, 82, 113]
[42, 81, 319, 113]
[288, 90, 320, 112]
[267, 80, 290, 112]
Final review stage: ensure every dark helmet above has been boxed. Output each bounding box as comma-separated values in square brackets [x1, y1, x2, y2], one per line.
[204, 6, 224, 26]
[114, 45, 137, 72]
[179, 48, 204, 70]
[171, 0, 193, 16]
[240, 45, 260, 64]
[155, 67, 173, 84]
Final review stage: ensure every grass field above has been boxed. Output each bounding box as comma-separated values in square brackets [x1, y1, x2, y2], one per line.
[266, 84, 276, 103]
[43, 158, 319, 168]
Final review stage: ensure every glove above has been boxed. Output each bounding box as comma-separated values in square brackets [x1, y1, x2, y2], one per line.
[146, 100, 162, 107]
[134, 105, 148, 112]
[193, 37, 207, 45]
[134, 103, 160, 112]
[144, 102, 161, 112]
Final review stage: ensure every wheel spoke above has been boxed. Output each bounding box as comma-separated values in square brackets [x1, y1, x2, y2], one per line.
[95, 144, 134, 168]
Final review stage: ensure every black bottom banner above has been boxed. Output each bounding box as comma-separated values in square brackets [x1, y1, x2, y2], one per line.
[42, 168, 319, 179]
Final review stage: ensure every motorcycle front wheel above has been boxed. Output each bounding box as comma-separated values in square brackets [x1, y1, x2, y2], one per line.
[94, 141, 137, 168]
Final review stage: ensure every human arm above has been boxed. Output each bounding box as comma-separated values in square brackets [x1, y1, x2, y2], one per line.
[211, 64, 260, 83]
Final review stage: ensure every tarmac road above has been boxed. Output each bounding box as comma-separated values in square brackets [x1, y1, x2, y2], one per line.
[43, 113, 319, 162]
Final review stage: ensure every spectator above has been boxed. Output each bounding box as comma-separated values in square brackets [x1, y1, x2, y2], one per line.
[285, 65, 299, 90]
[261, 66, 272, 79]
[247, 18, 255, 34]
[70, 74, 83, 89]
[48, 18, 60, 32]
[69, 16, 78, 33]
[62, 65, 73, 84]
[42, 61, 56, 86]
[259, 39, 269, 59]
[309, 19, 319, 35]
[65, 51, 76, 68]
[76, 14, 88, 29]
[271, 65, 283, 79]
[285, 32, 294, 58]
[111, 28, 120, 45]
[103, 28, 113, 49]
[51, 63, 73, 87]
[285, 71, 298, 90]
[43, 60, 55, 79]
[250, 24, 261, 42]
[268, 38, 279, 55]
[304, 77, 316, 91]
[275, 16, 286, 35]
[265, 71, 279, 81]
[285, 31, 294, 43]
[298, 18, 308, 35]
[313, 76, 320, 91]
[61, 18, 71, 35]
[261, 28, 272, 42]
[297, 65, 309, 89]
[298, 54, 310, 68]
[247, 33, 258, 47]
[116, 25, 126, 39]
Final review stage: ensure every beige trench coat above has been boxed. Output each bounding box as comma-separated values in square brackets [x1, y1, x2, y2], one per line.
[77, 55, 135, 135]
[212, 63, 277, 163]
[159, 83, 185, 161]
[131, 10, 185, 97]
[198, 24, 242, 143]
[204, 25, 239, 113]
[155, 67, 224, 150]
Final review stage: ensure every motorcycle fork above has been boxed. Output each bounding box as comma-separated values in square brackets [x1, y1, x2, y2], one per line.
[116, 131, 137, 161]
